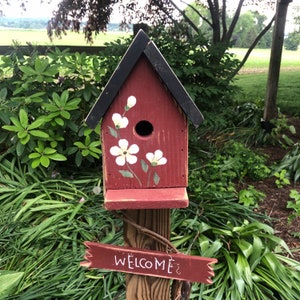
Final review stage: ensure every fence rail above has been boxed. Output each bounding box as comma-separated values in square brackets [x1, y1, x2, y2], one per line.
[0, 45, 106, 55]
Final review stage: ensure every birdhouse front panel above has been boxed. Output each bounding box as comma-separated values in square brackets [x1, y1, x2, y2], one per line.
[102, 56, 188, 197]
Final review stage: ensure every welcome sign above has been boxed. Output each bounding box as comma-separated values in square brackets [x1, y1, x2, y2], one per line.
[81, 242, 217, 284]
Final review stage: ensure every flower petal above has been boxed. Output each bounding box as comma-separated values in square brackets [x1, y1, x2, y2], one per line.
[127, 95, 137, 108]
[112, 113, 128, 128]
[154, 150, 163, 160]
[158, 157, 167, 165]
[120, 116, 129, 128]
[126, 154, 138, 165]
[116, 155, 126, 166]
[110, 146, 122, 156]
[146, 152, 154, 162]
[128, 144, 139, 154]
[118, 139, 129, 151]
[112, 113, 121, 125]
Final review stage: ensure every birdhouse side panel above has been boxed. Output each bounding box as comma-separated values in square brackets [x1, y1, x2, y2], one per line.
[102, 56, 188, 191]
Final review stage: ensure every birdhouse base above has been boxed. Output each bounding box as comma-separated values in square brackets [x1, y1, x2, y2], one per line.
[104, 187, 188, 210]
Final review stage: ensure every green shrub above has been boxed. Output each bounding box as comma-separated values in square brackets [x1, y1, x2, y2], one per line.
[274, 142, 300, 182]
[93, 25, 241, 113]
[0, 48, 102, 174]
[190, 141, 270, 186]
[0, 156, 125, 299]
[287, 190, 300, 223]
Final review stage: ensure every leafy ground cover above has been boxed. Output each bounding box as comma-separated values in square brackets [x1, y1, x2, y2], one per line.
[1, 33, 300, 299]
[234, 69, 300, 115]
[234, 49, 300, 261]
[239, 116, 300, 261]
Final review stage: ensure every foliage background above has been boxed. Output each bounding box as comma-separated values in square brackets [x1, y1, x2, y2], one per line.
[0, 27, 300, 299]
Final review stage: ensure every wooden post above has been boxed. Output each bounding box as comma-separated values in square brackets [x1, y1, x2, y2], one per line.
[124, 209, 170, 299]
[82, 30, 216, 300]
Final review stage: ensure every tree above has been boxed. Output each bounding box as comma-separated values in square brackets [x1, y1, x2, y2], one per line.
[284, 5, 300, 50]
[45, 0, 277, 78]
[264, 0, 293, 122]
[0, 0, 26, 17]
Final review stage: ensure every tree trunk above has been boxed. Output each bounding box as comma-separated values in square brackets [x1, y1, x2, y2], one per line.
[263, 0, 293, 121]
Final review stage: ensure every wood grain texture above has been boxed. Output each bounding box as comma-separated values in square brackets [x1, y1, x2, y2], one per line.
[104, 188, 188, 210]
[124, 209, 170, 300]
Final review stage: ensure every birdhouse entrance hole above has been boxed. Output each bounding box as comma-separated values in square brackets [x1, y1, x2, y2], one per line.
[135, 120, 153, 137]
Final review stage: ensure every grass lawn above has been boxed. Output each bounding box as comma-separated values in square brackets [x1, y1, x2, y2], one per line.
[231, 47, 300, 69]
[0, 29, 130, 46]
[232, 48, 300, 115]
[0, 30, 299, 115]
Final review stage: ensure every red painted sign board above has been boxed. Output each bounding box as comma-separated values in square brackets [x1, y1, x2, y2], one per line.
[81, 242, 217, 284]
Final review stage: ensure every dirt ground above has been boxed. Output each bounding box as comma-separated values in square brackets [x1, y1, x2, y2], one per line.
[243, 117, 300, 261]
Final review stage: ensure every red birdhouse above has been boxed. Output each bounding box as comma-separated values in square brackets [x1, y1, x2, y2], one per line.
[86, 30, 203, 210]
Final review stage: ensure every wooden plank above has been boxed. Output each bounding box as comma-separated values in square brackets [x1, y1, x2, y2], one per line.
[85, 30, 150, 128]
[101, 56, 189, 194]
[81, 242, 217, 283]
[124, 209, 170, 300]
[104, 188, 188, 210]
[144, 41, 204, 127]
[85, 29, 204, 129]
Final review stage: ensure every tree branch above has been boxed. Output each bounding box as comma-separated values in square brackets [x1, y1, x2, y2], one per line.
[228, 15, 275, 80]
[221, 0, 227, 40]
[168, 0, 200, 33]
[224, 0, 245, 44]
[180, 0, 213, 27]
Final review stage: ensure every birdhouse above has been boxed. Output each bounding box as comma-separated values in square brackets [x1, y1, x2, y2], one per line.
[86, 30, 203, 210]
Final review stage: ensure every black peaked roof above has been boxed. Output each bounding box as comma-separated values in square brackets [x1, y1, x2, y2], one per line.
[85, 29, 203, 128]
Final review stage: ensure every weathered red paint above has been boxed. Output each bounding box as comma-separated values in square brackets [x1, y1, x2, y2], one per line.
[105, 187, 188, 210]
[102, 57, 188, 189]
[101, 56, 188, 209]
[81, 242, 217, 284]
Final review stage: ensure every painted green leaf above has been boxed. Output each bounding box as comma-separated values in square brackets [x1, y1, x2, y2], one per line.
[119, 170, 134, 178]
[108, 126, 118, 138]
[141, 159, 148, 173]
[153, 172, 160, 185]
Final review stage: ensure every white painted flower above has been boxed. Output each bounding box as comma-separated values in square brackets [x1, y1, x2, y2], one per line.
[146, 150, 167, 166]
[112, 113, 128, 129]
[110, 139, 139, 166]
[126, 96, 137, 109]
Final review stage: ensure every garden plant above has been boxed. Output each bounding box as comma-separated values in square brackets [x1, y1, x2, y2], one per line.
[0, 27, 300, 299]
